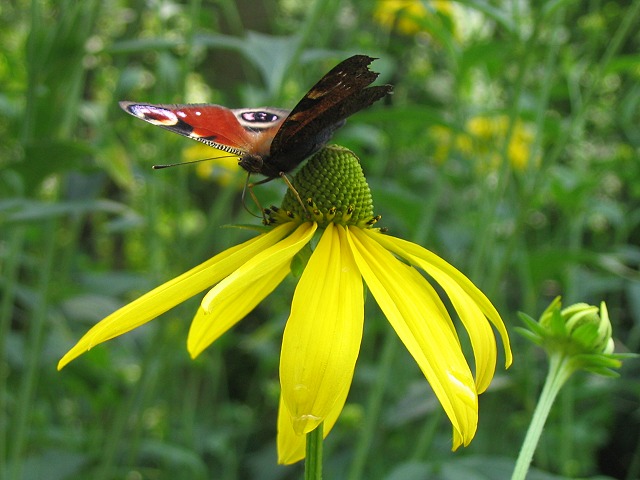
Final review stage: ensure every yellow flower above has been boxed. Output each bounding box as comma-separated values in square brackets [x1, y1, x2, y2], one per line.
[430, 115, 537, 171]
[58, 146, 512, 465]
[373, 0, 455, 37]
[182, 143, 245, 186]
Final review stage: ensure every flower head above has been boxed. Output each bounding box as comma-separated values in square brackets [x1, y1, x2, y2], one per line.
[58, 146, 512, 464]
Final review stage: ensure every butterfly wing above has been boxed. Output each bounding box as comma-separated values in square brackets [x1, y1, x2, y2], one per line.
[119, 102, 289, 160]
[119, 55, 391, 177]
[267, 55, 392, 172]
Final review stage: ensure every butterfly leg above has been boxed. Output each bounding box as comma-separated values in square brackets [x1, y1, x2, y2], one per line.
[242, 173, 270, 221]
[242, 172, 309, 223]
[278, 172, 308, 216]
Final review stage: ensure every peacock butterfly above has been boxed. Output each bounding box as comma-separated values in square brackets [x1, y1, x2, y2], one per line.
[119, 55, 392, 179]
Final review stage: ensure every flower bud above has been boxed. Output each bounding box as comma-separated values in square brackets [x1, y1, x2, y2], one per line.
[533, 296, 614, 355]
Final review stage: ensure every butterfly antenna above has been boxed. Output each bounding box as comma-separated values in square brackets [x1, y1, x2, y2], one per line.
[152, 154, 239, 169]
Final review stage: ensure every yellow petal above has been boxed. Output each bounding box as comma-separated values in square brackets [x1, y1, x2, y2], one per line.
[277, 377, 350, 465]
[348, 227, 478, 448]
[57, 222, 297, 369]
[387, 242, 498, 393]
[280, 224, 364, 435]
[370, 230, 513, 390]
[187, 261, 290, 358]
[201, 222, 317, 313]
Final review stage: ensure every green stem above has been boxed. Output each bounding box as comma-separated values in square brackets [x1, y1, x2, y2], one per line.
[511, 353, 575, 480]
[305, 422, 323, 480]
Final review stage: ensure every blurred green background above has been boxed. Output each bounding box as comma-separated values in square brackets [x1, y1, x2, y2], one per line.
[2, 0, 639, 479]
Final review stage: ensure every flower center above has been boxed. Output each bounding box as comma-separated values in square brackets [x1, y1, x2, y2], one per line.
[265, 146, 380, 228]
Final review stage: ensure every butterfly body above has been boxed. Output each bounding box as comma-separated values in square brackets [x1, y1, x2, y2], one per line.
[120, 55, 392, 178]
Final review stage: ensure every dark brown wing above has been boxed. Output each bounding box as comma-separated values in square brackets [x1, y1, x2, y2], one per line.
[267, 55, 392, 172]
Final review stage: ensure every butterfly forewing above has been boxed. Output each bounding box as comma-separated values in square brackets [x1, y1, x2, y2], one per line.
[119, 102, 288, 157]
[308, 85, 392, 136]
[270, 55, 390, 154]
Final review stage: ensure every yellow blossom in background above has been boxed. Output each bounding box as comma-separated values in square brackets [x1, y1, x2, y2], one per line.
[374, 0, 455, 37]
[430, 115, 537, 171]
[182, 143, 245, 187]
[58, 146, 512, 465]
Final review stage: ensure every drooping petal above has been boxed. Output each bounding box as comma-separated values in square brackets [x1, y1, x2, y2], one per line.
[280, 223, 364, 436]
[381, 235, 498, 393]
[188, 262, 291, 358]
[200, 222, 317, 313]
[57, 222, 298, 370]
[277, 378, 350, 465]
[371, 231, 512, 363]
[347, 227, 478, 448]
[189, 223, 318, 357]
[370, 230, 513, 392]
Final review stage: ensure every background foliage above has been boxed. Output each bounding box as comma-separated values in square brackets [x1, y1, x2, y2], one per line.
[2, 0, 639, 479]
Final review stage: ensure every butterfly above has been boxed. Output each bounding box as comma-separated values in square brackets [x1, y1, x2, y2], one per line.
[119, 55, 392, 179]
